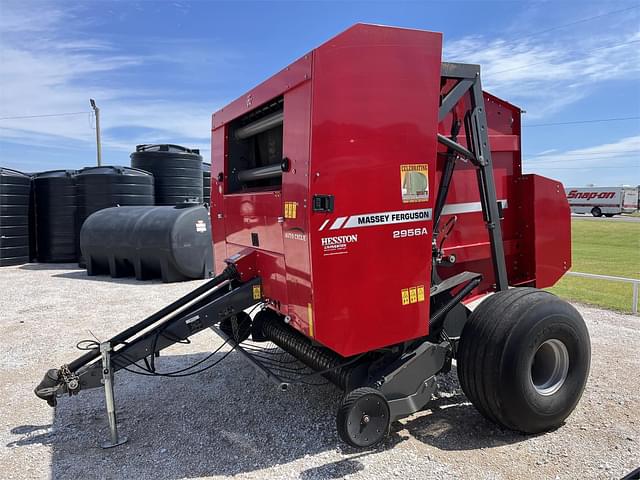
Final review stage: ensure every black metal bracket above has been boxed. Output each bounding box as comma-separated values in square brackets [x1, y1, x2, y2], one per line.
[436, 62, 509, 291]
[375, 340, 449, 420]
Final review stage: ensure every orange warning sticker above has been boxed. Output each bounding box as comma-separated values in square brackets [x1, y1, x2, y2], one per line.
[401, 164, 429, 203]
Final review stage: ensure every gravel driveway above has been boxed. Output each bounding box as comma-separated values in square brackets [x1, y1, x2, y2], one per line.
[1, 264, 638, 479]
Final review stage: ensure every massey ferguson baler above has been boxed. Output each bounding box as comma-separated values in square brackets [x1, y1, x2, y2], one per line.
[36, 24, 591, 448]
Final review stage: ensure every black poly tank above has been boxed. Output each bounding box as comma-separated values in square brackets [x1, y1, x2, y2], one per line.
[0, 167, 31, 266]
[33, 170, 77, 262]
[130, 144, 203, 205]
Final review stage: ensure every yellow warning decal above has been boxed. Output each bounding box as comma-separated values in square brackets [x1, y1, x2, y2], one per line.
[401, 284, 427, 306]
[401, 288, 410, 306]
[409, 287, 418, 304]
[252, 285, 261, 300]
[284, 201, 298, 219]
[400, 164, 429, 204]
[307, 303, 314, 337]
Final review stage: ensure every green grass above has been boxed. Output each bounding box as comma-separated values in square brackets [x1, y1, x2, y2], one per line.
[547, 219, 640, 313]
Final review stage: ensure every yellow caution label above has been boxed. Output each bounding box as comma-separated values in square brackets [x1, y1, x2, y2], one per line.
[409, 287, 418, 304]
[284, 201, 298, 219]
[401, 288, 410, 306]
[307, 303, 314, 337]
[252, 285, 261, 300]
[401, 284, 427, 306]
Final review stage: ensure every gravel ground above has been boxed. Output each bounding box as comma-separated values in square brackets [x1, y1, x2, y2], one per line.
[1, 264, 638, 480]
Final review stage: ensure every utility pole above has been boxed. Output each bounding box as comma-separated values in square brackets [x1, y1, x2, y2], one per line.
[90, 99, 102, 166]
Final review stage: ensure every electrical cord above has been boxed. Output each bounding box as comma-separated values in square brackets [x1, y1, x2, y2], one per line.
[76, 336, 234, 378]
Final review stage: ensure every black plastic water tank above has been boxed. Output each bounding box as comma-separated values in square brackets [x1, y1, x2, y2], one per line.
[80, 204, 213, 283]
[0, 167, 31, 266]
[130, 144, 203, 205]
[33, 170, 77, 262]
[28, 178, 37, 261]
[76, 166, 154, 264]
[202, 162, 211, 205]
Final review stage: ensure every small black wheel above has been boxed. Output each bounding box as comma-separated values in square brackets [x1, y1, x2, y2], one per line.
[604, 213, 614, 218]
[591, 207, 602, 217]
[458, 288, 591, 434]
[337, 387, 390, 448]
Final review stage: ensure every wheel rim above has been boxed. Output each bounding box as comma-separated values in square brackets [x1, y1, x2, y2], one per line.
[530, 339, 570, 396]
[345, 394, 389, 447]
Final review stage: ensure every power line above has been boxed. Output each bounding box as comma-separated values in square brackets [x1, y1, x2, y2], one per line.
[505, 5, 640, 44]
[0, 112, 89, 120]
[523, 116, 640, 128]
[526, 165, 636, 170]
[526, 149, 640, 159]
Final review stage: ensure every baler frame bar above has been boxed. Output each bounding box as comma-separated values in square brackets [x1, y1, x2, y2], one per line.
[436, 62, 509, 291]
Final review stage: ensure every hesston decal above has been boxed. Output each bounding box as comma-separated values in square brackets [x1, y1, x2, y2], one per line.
[320, 234, 358, 256]
[566, 190, 616, 200]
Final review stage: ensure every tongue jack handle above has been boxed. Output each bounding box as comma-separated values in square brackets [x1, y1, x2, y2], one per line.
[100, 342, 128, 448]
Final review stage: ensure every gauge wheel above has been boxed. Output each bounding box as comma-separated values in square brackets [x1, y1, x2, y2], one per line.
[337, 387, 390, 448]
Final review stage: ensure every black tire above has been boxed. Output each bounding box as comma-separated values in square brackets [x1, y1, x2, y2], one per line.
[591, 207, 602, 217]
[337, 387, 390, 448]
[457, 288, 590, 434]
[604, 214, 614, 218]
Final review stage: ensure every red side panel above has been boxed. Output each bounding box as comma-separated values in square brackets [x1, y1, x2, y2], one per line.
[517, 174, 571, 287]
[308, 25, 443, 356]
[281, 81, 313, 335]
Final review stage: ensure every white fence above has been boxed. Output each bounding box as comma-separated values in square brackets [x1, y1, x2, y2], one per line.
[565, 271, 639, 315]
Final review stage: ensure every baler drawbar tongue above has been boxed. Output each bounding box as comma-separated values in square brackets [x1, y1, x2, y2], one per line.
[33, 264, 263, 442]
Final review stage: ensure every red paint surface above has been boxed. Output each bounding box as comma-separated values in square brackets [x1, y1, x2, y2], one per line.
[209, 24, 571, 357]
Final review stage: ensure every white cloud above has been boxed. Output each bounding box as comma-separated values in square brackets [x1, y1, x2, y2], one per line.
[0, 1, 230, 164]
[444, 32, 640, 118]
[523, 135, 640, 186]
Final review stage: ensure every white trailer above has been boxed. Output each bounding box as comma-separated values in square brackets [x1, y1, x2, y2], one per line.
[565, 186, 639, 217]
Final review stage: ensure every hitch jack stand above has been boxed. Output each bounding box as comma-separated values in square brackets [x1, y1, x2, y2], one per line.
[100, 342, 128, 449]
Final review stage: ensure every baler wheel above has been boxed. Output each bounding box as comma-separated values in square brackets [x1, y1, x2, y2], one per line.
[337, 387, 390, 448]
[457, 288, 591, 434]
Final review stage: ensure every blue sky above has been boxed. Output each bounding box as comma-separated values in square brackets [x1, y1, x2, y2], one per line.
[0, 0, 638, 187]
